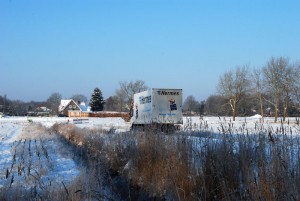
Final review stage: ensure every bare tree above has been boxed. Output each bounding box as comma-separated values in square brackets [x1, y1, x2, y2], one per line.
[281, 63, 297, 121]
[205, 95, 229, 116]
[115, 80, 148, 116]
[104, 96, 119, 111]
[115, 89, 127, 112]
[183, 95, 199, 115]
[253, 68, 265, 122]
[70, 94, 88, 104]
[0, 95, 7, 114]
[217, 65, 250, 121]
[199, 100, 206, 116]
[8, 100, 27, 116]
[263, 57, 290, 122]
[291, 63, 300, 113]
[47, 92, 62, 115]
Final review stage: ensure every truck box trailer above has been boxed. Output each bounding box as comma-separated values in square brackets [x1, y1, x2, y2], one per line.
[132, 88, 183, 131]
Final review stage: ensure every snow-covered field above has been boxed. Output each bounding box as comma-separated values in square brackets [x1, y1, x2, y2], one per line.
[0, 116, 131, 193]
[0, 121, 80, 190]
[1, 115, 299, 134]
[0, 115, 300, 192]
[0, 116, 131, 130]
[184, 115, 300, 135]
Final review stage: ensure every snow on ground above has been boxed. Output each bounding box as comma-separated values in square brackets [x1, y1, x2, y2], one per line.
[183, 115, 300, 135]
[76, 117, 131, 132]
[0, 123, 22, 185]
[0, 115, 300, 190]
[0, 120, 80, 189]
[0, 116, 132, 131]
[1, 115, 300, 135]
[0, 116, 132, 190]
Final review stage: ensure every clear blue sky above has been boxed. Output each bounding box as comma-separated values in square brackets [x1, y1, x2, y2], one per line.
[1, 0, 300, 102]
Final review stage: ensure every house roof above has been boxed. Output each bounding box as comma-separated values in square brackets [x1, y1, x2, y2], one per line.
[79, 102, 92, 112]
[36, 106, 51, 112]
[58, 99, 81, 112]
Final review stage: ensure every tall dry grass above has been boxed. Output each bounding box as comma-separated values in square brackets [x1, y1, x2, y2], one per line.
[2, 120, 300, 200]
[102, 121, 300, 200]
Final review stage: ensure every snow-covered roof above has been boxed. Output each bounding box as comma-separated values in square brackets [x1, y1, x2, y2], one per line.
[61, 99, 72, 107]
[59, 99, 71, 112]
[76, 102, 90, 112]
[36, 106, 51, 112]
[59, 99, 81, 112]
[79, 105, 86, 111]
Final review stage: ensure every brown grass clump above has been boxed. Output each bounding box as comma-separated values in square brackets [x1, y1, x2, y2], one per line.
[104, 124, 300, 200]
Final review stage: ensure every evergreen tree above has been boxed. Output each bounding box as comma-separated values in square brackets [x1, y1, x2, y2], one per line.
[89, 87, 105, 111]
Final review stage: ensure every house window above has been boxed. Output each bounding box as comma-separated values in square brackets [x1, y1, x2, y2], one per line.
[73, 105, 77, 109]
[69, 105, 72, 109]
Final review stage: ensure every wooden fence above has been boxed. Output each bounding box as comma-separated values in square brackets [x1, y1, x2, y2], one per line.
[68, 111, 129, 119]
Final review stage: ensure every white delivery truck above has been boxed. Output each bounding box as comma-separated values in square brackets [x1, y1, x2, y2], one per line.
[132, 88, 183, 132]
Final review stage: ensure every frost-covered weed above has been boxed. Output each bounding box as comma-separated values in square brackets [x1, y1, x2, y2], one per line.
[2, 120, 300, 201]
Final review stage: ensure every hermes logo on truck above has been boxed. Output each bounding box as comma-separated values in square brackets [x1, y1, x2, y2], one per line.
[157, 91, 180, 96]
